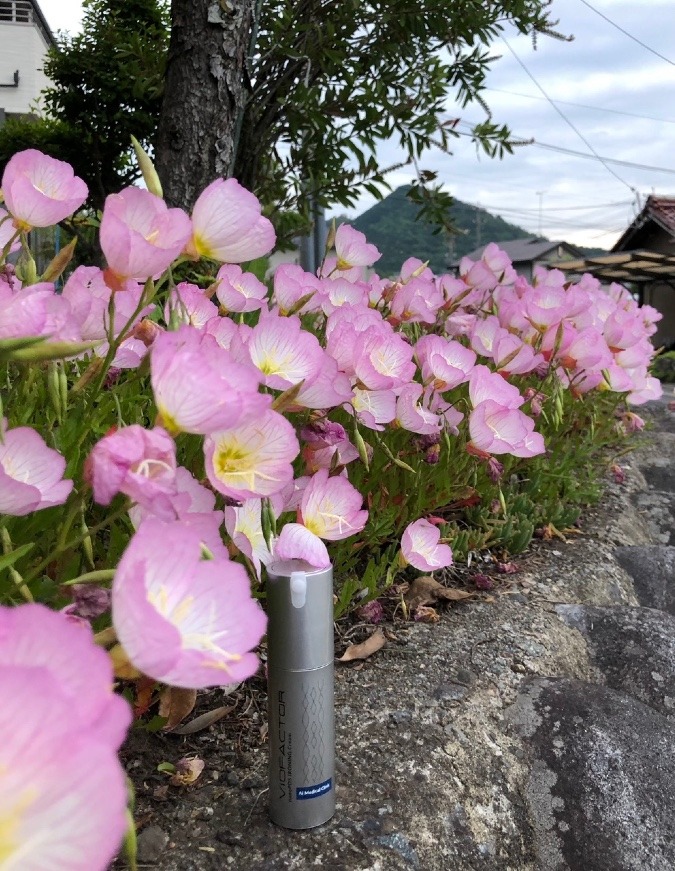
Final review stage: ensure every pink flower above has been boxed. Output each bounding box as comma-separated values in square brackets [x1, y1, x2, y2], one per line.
[626, 372, 662, 406]
[216, 264, 268, 312]
[522, 283, 572, 330]
[205, 408, 299, 500]
[188, 178, 275, 262]
[400, 257, 434, 281]
[301, 419, 359, 472]
[401, 519, 453, 571]
[469, 400, 545, 457]
[559, 327, 612, 372]
[350, 387, 397, 430]
[0, 282, 81, 344]
[292, 357, 354, 410]
[492, 331, 541, 375]
[243, 314, 325, 390]
[334, 224, 381, 270]
[325, 303, 384, 374]
[273, 522, 330, 569]
[85, 425, 177, 517]
[318, 276, 370, 314]
[389, 277, 444, 324]
[1, 149, 88, 229]
[0, 666, 127, 870]
[459, 243, 515, 292]
[100, 186, 192, 281]
[0, 603, 131, 749]
[0, 423, 73, 515]
[468, 364, 524, 409]
[0, 207, 20, 253]
[415, 335, 476, 390]
[353, 325, 416, 390]
[62, 266, 146, 341]
[395, 383, 444, 435]
[150, 326, 269, 435]
[272, 263, 323, 315]
[112, 519, 267, 687]
[129, 466, 226, 556]
[165, 282, 218, 328]
[300, 468, 368, 540]
[224, 498, 273, 579]
[619, 411, 645, 433]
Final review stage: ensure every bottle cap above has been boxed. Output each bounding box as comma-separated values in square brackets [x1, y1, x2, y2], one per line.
[266, 560, 333, 671]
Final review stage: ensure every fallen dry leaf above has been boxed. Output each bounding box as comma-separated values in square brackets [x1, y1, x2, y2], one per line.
[170, 756, 205, 787]
[413, 605, 440, 623]
[133, 676, 157, 718]
[404, 575, 472, 611]
[171, 704, 236, 735]
[159, 687, 198, 731]
[338, 628, 386, 662]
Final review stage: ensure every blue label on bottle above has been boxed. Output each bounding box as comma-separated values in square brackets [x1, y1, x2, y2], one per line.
[296, 778, 332, 800]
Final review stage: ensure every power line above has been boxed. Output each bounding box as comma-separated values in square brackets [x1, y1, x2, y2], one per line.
[579, 0, 675, 67]
[453, 121, 675, 176]
[485, 87, 675, 125]
[531, 140, 675, 175]
[486, 207, 631, 232]
[502, 38, 638, 195]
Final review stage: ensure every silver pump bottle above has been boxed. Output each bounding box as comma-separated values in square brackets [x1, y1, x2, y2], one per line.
[266, 559, 335, 829]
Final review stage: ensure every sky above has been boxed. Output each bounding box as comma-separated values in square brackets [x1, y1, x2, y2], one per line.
[38, 0, 675, 250]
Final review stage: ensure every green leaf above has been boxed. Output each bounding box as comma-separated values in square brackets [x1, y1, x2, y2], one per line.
[0, 542, 34, 573]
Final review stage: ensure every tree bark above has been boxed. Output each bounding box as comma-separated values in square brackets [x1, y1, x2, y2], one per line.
[155, 0, 255, 211]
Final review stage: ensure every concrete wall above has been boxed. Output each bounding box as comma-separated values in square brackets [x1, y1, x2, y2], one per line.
[0, 10, 52, 117]
[643, 281, 675, 348]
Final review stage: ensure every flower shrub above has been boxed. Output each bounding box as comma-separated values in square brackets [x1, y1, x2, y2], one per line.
[0, 148, 662, 866]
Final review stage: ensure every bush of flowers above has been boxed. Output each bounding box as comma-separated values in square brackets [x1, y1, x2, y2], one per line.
[0, 147, 662, 868]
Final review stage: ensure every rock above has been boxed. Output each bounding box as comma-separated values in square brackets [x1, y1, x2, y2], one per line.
[556, 604, 675, 716]
[632, 490, 674, 545]
[136, 825, 169, 863]
[639, 463, 675, 494]
[614, 545, 675, 614]
[507, 677, 675, 871]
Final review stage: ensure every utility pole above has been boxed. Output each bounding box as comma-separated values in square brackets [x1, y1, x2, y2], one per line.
[536, 191, 544, 237]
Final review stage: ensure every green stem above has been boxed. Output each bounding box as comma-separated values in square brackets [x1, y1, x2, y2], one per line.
[23, 502, 130, 586]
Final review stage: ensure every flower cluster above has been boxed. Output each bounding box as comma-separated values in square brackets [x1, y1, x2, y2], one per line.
[0, 148, 662, 866]
[0, 604, 130, 870]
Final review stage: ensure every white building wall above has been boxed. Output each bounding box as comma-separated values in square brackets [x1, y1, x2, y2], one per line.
[0, 15, 52, 116]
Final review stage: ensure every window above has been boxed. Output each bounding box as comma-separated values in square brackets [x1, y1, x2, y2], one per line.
[0, 1, 33, 24]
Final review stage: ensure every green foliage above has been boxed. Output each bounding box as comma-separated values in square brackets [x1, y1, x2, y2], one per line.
[324, 371, 630, 613]
[651, 350, 675, 383]
[3, 0, 563, 234]
[0, 0, 169, 211]
[244, 0, 561, 225]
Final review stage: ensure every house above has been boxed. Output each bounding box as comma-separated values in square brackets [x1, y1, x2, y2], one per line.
[550, 196, 675, 348]
[0, 0, 54, 125]
[452, 237, 584, 282]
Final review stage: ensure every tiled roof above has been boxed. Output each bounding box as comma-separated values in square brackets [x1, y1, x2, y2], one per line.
[612, 195, 675, 252]
[648, 197, 675, 235]
[455, 237, 581, 267]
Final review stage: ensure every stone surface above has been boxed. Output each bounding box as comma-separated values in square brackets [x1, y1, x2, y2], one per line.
[507, 677, 675, 871]
[556, 603, 675, 716]
[135, 824, 169, 863]
[614, 546, 675, 614]
[119, 392, 675, 870]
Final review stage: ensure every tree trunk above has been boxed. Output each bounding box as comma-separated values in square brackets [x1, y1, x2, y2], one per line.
[155, 0, 255, 211]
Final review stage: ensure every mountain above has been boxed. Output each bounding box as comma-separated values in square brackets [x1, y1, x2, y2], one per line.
[350, 185, 605, 276]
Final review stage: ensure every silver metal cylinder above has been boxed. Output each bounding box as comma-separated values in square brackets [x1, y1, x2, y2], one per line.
[266, 559, 335, 829]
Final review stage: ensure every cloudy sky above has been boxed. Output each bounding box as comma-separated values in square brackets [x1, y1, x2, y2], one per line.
[39, 0, 675, 249]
